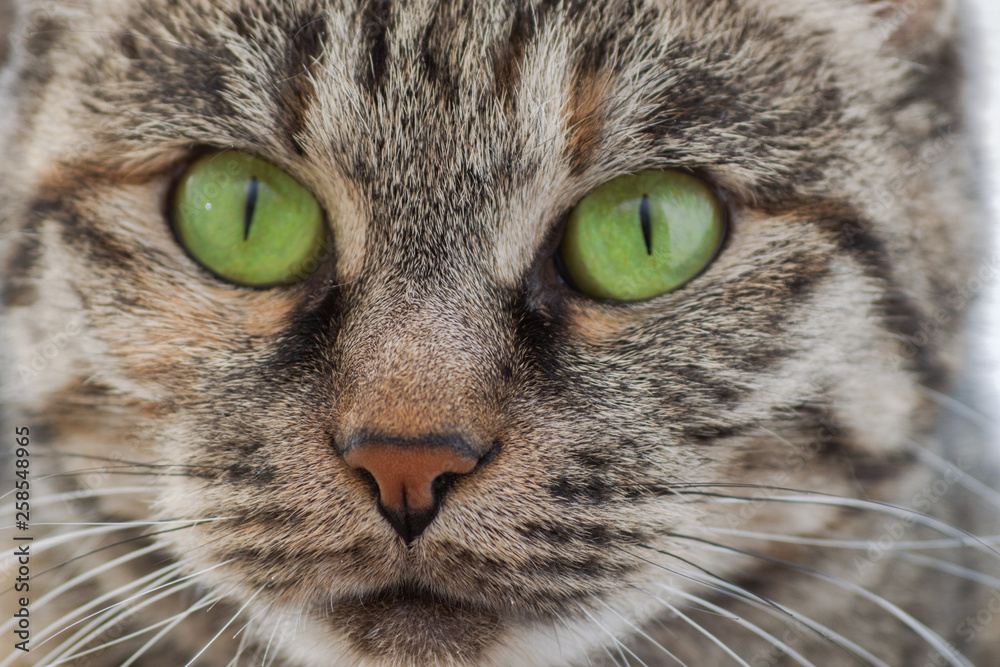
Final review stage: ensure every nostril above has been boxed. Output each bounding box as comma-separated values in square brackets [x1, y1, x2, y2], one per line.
[477, 440, 500, 469]
[430, 471, 459, 499]
[352, 465, 380, 496]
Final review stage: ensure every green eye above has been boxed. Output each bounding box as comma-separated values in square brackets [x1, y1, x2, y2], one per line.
[558, 170, 725, 301]
[172, 151, 327, 286]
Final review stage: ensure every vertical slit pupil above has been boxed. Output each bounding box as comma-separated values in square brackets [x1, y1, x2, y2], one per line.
[244, 176, 260, 241]
[639, 194, 653, 255]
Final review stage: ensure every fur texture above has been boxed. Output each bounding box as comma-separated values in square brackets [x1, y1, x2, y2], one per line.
[1, 0, 997, 665]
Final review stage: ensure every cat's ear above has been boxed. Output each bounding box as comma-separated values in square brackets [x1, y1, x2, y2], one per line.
[865, 0, 959, 49]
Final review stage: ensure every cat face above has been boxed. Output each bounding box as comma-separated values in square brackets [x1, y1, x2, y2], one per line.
[0, 0, 986, 665]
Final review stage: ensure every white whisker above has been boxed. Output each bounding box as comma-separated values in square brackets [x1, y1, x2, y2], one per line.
[895, 551, 1000, 588]
[119, 591, 224, 667]
[260, 612, 281, 667]
[0, 485, 162, 505]
[29, 564, 188, 653]
[225, 595, 278, 667]
[667, 568, 891, 667]
[32, 558, 233, 653]
[225, 614, 257, 667]
[183, 587, 263, 667]
[573, 602, 631, 667]
[2, 524, 154, 556]
[1, 517, 227, 559]
[916, 385, 994, 431]
[652, 583, 815, 666]
[44, 575, 206, 665]
[0, 542, 162, 633]
[17, 520, 226, 527]
[640, 590, 751, 667]
[684, 540, 975, 667]
[0, 561, 184, 667]
[51, 591, 224, 666]
[700, 527, 1000, 550]
[904, 438, 1000, 508]
[704, 495, 1000, 559]
[594, 597, 685, 666]
[40, 486, 165, 503]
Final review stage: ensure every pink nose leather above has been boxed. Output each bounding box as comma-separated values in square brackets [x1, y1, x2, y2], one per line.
[344, 442, 479, 513]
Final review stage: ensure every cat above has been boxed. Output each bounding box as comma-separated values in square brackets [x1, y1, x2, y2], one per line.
[1, 0, 999, 665]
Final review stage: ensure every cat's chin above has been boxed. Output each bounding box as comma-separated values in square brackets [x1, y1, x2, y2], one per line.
[324, 586, 507, 664]
[264, 583, 646, 666]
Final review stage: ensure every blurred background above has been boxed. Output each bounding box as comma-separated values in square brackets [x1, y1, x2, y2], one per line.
[963, 0, 1000, 425]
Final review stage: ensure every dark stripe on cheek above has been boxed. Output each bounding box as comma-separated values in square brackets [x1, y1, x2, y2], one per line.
[23, 15, 65, 59]
[1, 281, 38, 308]
[2, 221, 43, 307]
[357, 0, 394, 95]
[784, 200, 948, 387]
[58, 211, 140, 270]
[23, 196, 141, 276]
[0, 14, 64, 120]
[833, 218, 946, 387]
[223, 460, 275, 485]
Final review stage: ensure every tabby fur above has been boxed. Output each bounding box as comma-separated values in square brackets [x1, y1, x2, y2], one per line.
[1, 0, 997, 665]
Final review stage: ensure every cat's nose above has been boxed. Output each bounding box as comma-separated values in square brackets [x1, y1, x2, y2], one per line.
[342, 438, 488, 543]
